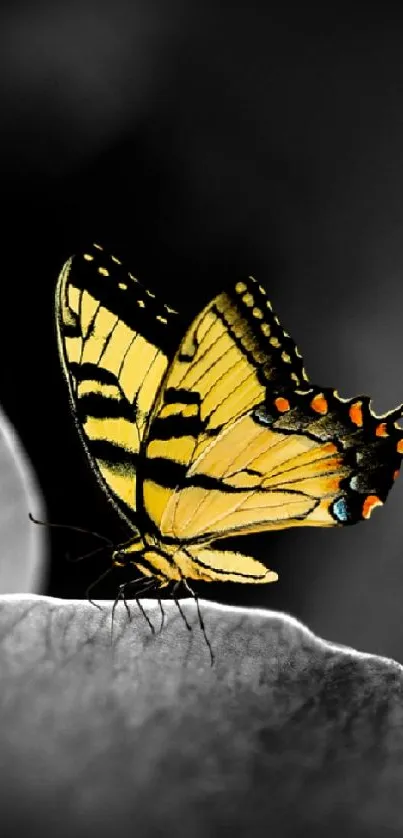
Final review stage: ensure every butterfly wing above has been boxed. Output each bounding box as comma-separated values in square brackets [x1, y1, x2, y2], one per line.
[141, 276, 403, 556]
[56, 243, 182, 526]
[141, 274, 310, 536]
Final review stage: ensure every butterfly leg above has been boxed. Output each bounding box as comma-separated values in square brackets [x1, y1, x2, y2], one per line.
[111, 582, 128, 645]
[111, 576, 158, 643]
[85, 566, 115, 610]
[181, 577, 215, 666]
[111, 581, 131, 631]
[133, 589, 156, 635]
[156, 595, 166, 634]
[170, 581, 192, 631]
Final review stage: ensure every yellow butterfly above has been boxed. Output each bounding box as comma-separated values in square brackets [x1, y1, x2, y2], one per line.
[56, 243, 403, 593]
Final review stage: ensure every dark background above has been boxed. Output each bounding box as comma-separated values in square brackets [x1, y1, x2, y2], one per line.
[2, 0, 403, 659]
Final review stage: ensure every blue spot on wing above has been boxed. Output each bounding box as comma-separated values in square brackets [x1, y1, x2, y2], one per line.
[253, 406, 274, 426]
[332, 497, 349, 523]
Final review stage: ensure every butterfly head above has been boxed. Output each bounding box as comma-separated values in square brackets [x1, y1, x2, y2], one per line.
[111, 533, 146, 567]
[111, 549, 130, 569]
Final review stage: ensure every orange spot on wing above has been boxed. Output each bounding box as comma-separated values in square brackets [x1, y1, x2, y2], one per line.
[310, 393, 328, 414]
[393, 469, 400, 481]
[375, 422, 388, 437]
[349, 401, 363, 427]
[310, 455, 342, 474]
[362, 494, 383, 519]
[327, 476, 343, 491]
[274, 397, 290, 413]
[397, 439, 403, 454]
[323, 442, 338, 454]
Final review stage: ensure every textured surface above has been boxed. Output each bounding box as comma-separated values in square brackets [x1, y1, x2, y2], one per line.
[0, 594, 403, 837]
[0, 408, 47, 593]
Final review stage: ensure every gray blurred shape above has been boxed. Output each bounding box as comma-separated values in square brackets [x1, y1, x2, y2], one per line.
[0, 594, 402, 837]
[0, 406, 47, 593]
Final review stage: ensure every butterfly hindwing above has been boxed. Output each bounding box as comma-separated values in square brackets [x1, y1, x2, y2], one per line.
[141, 276, 311, 534]
[56, 244, 182, 526]
[141, 278, 403, 551]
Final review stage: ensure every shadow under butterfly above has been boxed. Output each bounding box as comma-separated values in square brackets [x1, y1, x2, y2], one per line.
[53, 243, 403, 662]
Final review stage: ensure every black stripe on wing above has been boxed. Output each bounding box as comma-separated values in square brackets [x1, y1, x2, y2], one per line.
[217, 276, 309, 391]
[77, 393, 135, 422]
[88, 440, 138, 469]
[71, 246, 183, 357]
[148, 415, 205, 440]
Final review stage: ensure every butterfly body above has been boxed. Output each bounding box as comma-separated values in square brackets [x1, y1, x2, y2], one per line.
[56, 244, 403, 589]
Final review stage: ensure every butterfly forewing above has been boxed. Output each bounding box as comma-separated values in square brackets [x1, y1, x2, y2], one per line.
[56, 244, 181, 526]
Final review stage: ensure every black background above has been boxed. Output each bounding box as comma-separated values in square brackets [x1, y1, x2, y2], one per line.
[2, 0, 403, 659]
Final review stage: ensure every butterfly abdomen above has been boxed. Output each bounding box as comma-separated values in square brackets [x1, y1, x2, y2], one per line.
[119, 542, 278, 585]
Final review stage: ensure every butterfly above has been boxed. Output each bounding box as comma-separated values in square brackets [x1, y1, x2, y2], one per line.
[56, 243, 403, 596]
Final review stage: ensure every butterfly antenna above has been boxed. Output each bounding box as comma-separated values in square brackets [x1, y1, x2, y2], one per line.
[182, 578, 215, 666]
[29, 513, 113, 547]
[85, 565, 114, 610]
[67, 542, 112, 564]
